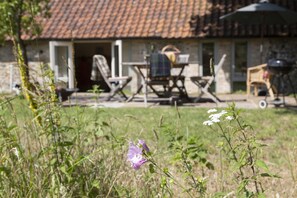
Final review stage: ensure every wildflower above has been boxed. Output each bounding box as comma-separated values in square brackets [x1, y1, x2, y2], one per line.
[209, 110, 228, 122]
[225, 116, 232, 120]
[209, 114, 222, 123]
[203, 120, 214, 126]
[211, 118, 220, 123]
[220, 110, 227, 115]
[127, 141, 148, 170]
[207, 109, 217, 114]
[204, 109, 230, 125]
[138, 139, 150, 152]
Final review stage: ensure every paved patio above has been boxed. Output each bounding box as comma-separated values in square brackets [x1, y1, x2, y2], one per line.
[62, 92, 297, 109]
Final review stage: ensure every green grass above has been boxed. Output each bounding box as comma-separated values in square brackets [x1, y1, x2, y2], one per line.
[2, 96, 297, 197]
[6, 96, 297, 157]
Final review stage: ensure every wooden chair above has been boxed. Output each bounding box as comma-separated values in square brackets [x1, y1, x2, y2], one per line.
[190, 54, 226, 104]
[92, 55, 132, 101]
[246, 64, 274, 100]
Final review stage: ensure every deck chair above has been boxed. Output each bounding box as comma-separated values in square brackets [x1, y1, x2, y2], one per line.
[190, 54, 226, 104]
[92, 55, 132, 101]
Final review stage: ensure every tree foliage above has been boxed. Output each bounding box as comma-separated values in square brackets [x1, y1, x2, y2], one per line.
[0, 0, 50, 75]
[0, 0, 50, 43]
[0, 0, 51, 121]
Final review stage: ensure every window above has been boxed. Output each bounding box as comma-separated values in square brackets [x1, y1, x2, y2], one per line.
[233, 42, 248, 91]
[234, 42, 247, 75]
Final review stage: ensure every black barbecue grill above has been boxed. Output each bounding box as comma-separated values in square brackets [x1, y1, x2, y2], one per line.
[267, 59, 293, 75]
[258, 59, 297, 108]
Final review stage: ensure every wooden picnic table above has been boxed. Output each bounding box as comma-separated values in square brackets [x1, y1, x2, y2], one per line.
[122, 61, 189, 102]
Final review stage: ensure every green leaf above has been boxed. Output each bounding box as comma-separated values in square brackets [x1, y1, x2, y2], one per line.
[50, 158, 57, 165]
[189, 152, 198, 159]
[206, 162, 215, 170]
[160, 177, 167, 188]
[237, 179, 248, 194]
[149, 163, 155, 174]
[0, 166, 10, 175]
[91, 180, 100, 188]
[56, 141, 73, 147]
[239, 150, 247, 165]
[163, 167, 169, 174]
[258, 192, 266, 198]
[60, 165, 67, 174]
[176, 135, 183, 141]
[198, 151, 207, 159]
[260, 173, 281, 178]
[255, 160, 269, 172]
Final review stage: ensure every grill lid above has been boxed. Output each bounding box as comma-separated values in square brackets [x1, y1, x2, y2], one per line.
[267, 59, 293, 74]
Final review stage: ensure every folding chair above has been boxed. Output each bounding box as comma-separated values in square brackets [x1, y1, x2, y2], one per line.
[190, 54, 226, 104]
[92, 55, 132, 101]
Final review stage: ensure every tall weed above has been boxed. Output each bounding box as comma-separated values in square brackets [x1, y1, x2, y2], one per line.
[0, 64, 125, 197]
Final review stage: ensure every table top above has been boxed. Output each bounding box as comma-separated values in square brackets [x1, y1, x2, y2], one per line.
[122, 62, 189, 68]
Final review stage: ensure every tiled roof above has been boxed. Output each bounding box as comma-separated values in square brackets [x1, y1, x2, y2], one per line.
[39, 0, 297, 39]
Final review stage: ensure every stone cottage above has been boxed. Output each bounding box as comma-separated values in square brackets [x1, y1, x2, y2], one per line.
[0, 0, 296, 95]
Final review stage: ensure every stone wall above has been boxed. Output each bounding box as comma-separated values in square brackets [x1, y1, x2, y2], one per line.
[122, 39, 234, 94]
[216, 40, 232, 93]
[0, 41, 50, 93]
[1, 38, 296, 94]
[122, 39, 201, 94]
[0, 63, 19, 92]
[266, 38, 297, 94]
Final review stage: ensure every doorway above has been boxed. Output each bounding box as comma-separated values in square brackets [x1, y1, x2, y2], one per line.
[50, 40, 122, 92]
[74, 42, 112, 92]
[200, 42, 216, 92]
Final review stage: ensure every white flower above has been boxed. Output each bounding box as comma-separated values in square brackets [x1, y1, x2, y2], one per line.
[220, 110, 227, 115]
[212, 118, 221, 123]
[226, 116, 234, 121]
[207, 109, 217, 114]
[203, 120, 214, 126]
[208, 110, 229, 123]
[209, 113, 222, 120]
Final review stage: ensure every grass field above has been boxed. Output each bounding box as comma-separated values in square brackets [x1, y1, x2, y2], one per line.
[1, 96, 297, 197]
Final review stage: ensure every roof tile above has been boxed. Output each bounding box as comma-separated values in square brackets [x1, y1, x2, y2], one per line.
[39, 0, 297, 39]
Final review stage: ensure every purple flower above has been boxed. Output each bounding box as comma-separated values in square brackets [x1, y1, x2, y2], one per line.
[127, 141, 149, 170]
[138, 139, 150, 152]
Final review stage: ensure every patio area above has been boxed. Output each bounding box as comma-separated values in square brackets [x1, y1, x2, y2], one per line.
[62, 92, 297, 109]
